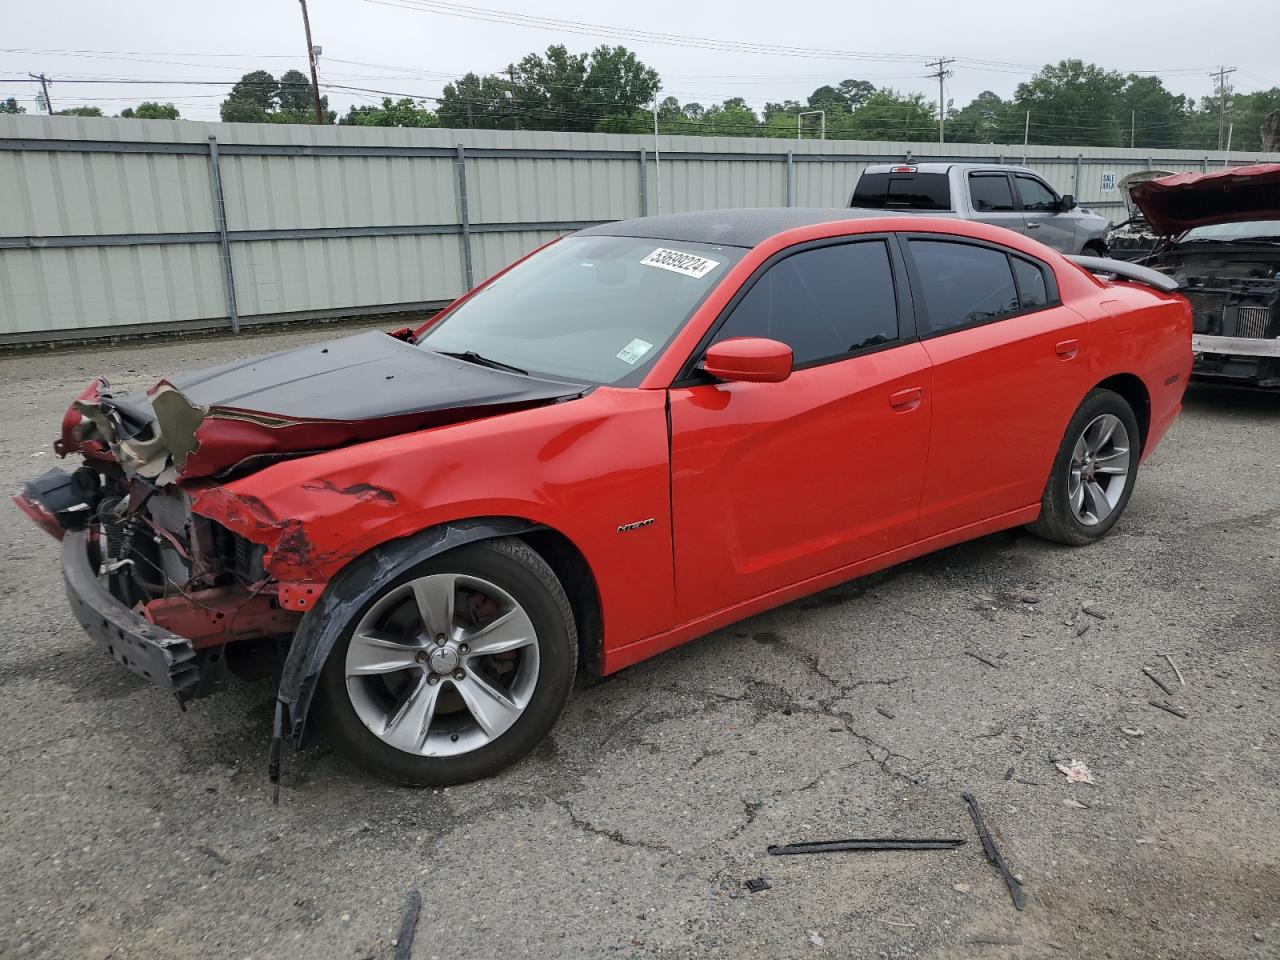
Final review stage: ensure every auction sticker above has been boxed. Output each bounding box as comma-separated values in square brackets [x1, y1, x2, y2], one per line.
[640, 247, 721, 279]
[616, 338, 654, 364]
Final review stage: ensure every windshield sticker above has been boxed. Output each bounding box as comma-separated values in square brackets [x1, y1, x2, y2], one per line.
[616, 338, 654, 365]
[640, 247, 721, 279]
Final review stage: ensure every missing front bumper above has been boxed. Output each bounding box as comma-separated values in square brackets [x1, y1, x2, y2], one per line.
[61, 529, 201, 699]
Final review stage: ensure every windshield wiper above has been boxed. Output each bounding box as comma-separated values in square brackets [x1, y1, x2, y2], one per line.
[437, 350, 529, 376]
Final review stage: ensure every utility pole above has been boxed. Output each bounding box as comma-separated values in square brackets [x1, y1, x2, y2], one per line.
[298, 0, 325, 124]
[28, 73, 52, 114]
[1130, 109, 1136, 149]
[507, 64, 520, 131]
[926, 57, 954, 143]
[1022, 110, 1030, 165]
[1209, 65, 1236, 151]
[652, 99, 662, 215]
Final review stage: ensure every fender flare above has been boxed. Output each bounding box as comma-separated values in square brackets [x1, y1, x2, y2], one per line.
[274, 516, 538, 750]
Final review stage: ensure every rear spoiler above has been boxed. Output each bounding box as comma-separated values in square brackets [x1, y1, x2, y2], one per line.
[1066, 254, 1181, 293]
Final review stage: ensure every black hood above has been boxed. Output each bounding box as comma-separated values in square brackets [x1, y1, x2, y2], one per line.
[69, 330, 587, 482]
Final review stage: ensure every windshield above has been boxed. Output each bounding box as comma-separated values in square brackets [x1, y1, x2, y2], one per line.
[1180, 219, 1280, 242]
[418, 235, 745, 384]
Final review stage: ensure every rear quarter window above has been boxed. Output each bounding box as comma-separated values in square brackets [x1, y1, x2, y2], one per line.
[851, 172, 951, 211]
[908, 240, 1021, 333]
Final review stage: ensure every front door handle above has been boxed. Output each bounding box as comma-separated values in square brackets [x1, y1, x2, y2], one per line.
[889, 386, 924, 412]
[1055, 338, 1080, 359]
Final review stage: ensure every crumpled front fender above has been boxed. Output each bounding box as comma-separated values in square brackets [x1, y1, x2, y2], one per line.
[275, 516, 537, 748]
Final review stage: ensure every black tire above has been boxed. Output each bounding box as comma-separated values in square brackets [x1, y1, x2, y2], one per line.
[317, 537, 577, 787]
[1082, 241, 1109, 258]
[1027, 388, 1141, 546]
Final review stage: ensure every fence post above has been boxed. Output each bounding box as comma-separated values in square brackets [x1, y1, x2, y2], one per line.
[786, 151, 794, 206]
[206, 135, 240, 334]
[1074, 154, 1082, 199]
[639, 147, 648, 216]
[1202, 156, 1209, 172]
[454, 144, 475, 291]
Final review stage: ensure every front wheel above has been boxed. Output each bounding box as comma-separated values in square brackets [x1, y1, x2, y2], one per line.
[317, 537, 577, 786]
[1027, 388, 1140, 546]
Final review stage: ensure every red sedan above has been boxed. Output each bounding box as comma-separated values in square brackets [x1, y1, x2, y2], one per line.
[17, 210, 1191, 788]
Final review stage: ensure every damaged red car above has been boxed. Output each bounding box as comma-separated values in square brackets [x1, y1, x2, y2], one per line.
[16, 210, 1192, 788]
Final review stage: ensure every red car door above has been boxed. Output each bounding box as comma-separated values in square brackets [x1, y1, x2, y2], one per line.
[668, 238, 933, 620]
[902, 237, 1092, 537]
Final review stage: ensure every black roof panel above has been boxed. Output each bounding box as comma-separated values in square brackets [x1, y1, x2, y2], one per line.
[577, 207, 885, 248]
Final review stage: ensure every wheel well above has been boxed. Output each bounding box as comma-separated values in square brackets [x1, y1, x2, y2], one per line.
[1082, 239, 1108, 256]
[1096, 373, 1150, 449]
[518, 528, 604, 675]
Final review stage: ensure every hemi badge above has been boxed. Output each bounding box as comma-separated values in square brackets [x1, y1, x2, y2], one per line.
[617, 518, 655, 533]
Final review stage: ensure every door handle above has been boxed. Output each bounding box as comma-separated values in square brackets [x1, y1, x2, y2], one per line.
[889, 386, 923, 411]
[1055, 338, 1080, 359]
[1026, 222, 1041, 229]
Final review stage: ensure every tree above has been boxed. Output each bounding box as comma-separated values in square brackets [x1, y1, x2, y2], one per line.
[219, 69, 333, 124]
[0, 97, 24, 114]
[339, 97, 438, 128]
[946, 90, 1012, 143]
[840, 90, 935, 141]
[55, 106, 104, 117]
[1009, 60, 1126, 146]
[439, 44, 657, 132]
[702, 97, 759, 136]
[1115, 75, 1192, 149]
[120, 102, 180, 120]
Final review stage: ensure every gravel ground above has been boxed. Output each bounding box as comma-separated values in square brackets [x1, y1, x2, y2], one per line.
[1, 322, 1277, 960]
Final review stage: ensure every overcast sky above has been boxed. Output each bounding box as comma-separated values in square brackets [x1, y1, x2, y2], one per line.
[2, 0, 1277, 123]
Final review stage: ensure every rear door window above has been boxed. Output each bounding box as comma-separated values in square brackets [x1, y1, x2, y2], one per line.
[908, 240, 1020, 333]
[851, 172, 951, 210]
[713, 240, 899, 365]
[1012, 256, 1050, 308]
[1015, 175, 1059, 211]
[968, 173, 1016, 211]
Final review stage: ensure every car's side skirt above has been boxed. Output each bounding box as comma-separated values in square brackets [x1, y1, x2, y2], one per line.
[602, 504, 1041, 674]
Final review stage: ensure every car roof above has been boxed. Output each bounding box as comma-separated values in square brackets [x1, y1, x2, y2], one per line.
[577, 207, 887, 249]
[860, 161, 1039, 176]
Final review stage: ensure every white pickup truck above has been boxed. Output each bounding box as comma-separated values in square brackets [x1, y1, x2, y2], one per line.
[849, 162, 1112, 256]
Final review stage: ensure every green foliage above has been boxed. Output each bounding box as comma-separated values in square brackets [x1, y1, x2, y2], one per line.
[220, 70, 334, 124]
[0, 97, 24, 114]
[440, 44, 658, 132]
[119, 102, 180, 120]
[339, 97, 438, 127]
[55, 106, 104, 117]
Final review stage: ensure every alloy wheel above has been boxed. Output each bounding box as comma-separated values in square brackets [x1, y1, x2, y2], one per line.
[1067, 413, 1132, 526]
[344, 573, 541, 757]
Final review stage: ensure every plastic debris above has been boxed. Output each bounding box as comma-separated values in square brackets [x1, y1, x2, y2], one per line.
[1055, 760, 1096, 784]
[744, 878, 771, 893]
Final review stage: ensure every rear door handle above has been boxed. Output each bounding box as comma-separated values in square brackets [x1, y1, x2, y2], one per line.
[1026, 222, 1041, 229]
[889, 386, 923, 411]
[1055, 338, 1080, 359]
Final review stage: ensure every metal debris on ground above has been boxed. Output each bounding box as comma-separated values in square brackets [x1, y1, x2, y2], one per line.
[1081, 604, 1110, 620]
[1075, 623, 1091, 637]
[1148, 700, 1189, 718]
[393, 889, 422, 960]
[1004, 766, 1015, 781]
[1055, 760, 1096, 785]
[962, 792, 1026, 911]
[767, 837, 965, 856]
[1141, 666, 1175, 696]
[1162, 653, 1186, 686]
[965, 651, 1001, 669]
[875, 706, 896, 719]
[1062, 798, 1090, 809]
[744, 878, 771, 893]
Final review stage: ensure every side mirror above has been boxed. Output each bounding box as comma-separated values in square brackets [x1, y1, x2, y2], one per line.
[1060, 194, 1077, 212]
[701, 337, 793, 384]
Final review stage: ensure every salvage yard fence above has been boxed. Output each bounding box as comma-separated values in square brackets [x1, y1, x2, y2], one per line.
[3, 114, 1278, 345]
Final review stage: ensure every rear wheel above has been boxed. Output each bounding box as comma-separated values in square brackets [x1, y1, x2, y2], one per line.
[1027, 388, 1140, 546]
[318, 537, 576, 786]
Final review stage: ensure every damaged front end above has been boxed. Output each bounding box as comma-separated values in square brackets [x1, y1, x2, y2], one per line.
[15, 329, 586, 707]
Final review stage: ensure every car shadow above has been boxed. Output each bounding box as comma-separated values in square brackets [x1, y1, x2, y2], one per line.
[1184, 381, 1280, 415]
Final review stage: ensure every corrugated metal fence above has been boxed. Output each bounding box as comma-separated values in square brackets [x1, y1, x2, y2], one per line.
[3, 114, 1277, 344]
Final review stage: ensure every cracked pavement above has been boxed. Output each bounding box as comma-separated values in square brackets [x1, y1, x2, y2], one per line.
[1, 321, 1278, 959]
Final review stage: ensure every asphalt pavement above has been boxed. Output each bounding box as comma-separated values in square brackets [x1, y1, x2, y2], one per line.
[1, 321, 1277, 959]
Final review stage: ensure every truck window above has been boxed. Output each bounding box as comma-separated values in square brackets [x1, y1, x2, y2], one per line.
[1015, 175, 1059, 212]
[851, 172, 951, 210]
[968, 173, 1016, 212]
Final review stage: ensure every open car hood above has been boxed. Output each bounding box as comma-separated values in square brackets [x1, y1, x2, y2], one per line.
[1130, 163, 1280, 236]
[64, 330, 586, 482]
